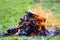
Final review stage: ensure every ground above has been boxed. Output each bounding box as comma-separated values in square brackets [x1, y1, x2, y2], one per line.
[0, 0, 60, 40]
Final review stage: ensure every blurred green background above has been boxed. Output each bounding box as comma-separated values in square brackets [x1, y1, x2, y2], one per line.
[0, 0, 60, 40]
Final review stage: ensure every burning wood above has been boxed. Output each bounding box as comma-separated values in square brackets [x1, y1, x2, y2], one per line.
[0, 5, 60, 37]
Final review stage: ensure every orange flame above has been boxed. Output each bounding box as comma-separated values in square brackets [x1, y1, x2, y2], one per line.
[29, 5, 60, 30]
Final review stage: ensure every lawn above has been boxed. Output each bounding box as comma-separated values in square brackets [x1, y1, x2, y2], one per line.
[0, 0, 60, 40]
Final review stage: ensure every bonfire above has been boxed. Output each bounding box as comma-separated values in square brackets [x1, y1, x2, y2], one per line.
[0, 5, 60, 37]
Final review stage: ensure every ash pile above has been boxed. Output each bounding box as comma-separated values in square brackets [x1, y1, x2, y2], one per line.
[0, 11, 60, 37]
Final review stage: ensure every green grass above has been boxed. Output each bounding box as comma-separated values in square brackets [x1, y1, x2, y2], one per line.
[0, 0, 35, 32]
[0, 36, 60, 40]
[0, 0, 60, 40]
